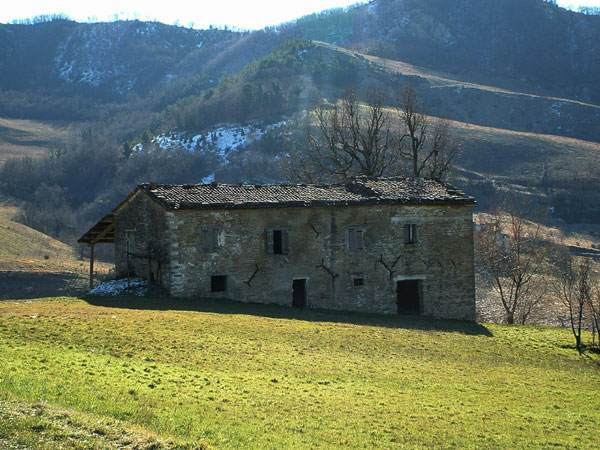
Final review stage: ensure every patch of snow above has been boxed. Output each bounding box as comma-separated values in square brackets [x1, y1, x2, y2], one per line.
[551, 102, 566, 117]
[136, 23, 157, 36]
[89, 278, 149, 296]
[59, 61, 75, 83]
[148, 120, 288, 164]
[200, 173, 215, 184]
[196, 41, 203, 48]
[80, 68, 102, 86]
[298, 49, 308, 60]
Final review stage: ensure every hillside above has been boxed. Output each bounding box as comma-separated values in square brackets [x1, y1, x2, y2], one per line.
[0, 297, 598, 448]
[0, 117, 74, 165]
[346, 45, 600, 143]
[0, 19, 242, 98]
[0, 201, 110, 299]
[292, 0, 600, 105]
[1, 0, 599, 128]
[156, 39, 600, 141]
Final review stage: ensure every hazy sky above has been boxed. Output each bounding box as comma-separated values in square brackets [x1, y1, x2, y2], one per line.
[1, 0, 599, 30]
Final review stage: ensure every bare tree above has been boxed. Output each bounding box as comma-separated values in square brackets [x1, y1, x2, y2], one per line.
[587, 271, 600, 348]
[477, 201, 549, 324]
[290, 86, 459, 183]
[397, 86, 461, 182]
[552, 248, 592, 352]
[291, 88, 397, 183]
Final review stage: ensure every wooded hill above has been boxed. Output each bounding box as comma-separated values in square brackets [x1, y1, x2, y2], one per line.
[1, 0, 599, 246]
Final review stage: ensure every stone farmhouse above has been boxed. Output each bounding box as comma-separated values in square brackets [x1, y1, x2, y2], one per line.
[79, 177, 476, 320]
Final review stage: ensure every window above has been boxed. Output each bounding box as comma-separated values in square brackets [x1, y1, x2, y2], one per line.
[347, 227, 364, 251]
[211, 275, 227, 292]
[266, 228, 290, 254]
[200, 226, 221, 252]
[404, 224, 418, 244]
[353, 276, 365, 287]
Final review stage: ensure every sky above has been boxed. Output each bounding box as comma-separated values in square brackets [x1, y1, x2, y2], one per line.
[0, 0, 599, 30]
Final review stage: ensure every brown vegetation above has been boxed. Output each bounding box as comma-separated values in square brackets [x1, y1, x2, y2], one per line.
[0, 117, 74, 166]
[0, 202, 111, 299]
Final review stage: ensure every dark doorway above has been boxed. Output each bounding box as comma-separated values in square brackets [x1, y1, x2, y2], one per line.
[397, 280, 421, 315]
[292, 279, 307, 309]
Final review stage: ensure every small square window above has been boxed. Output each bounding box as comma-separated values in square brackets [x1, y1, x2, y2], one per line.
[211, 275, 227, 292]
[353, 277, 365, 287]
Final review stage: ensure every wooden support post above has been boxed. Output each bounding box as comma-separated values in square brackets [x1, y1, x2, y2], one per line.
[89, 244, 95, 290]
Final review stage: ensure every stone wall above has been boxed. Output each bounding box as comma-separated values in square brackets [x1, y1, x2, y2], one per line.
[114, 191, 170, 287]
[163, 202, 475, 320]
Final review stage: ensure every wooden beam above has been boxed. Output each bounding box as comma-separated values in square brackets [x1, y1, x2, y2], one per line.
[91, 222, 115, 245]
[89, 244, 95, 290]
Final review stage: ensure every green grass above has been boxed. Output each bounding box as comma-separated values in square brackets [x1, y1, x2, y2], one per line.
[0, 297, 598, 449]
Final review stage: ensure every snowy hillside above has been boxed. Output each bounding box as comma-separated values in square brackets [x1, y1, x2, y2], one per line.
[135, 120, 289, 184]
[141, 120, 286, 157]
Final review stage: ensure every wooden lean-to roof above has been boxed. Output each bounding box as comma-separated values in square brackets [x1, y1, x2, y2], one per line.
[77, 213, 115, 245]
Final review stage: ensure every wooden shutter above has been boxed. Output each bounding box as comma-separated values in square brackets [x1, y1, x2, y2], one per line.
[201, 228, 211, 252]
[282, 229, 290, 254]
[266, 230, 274, 254]
[412, 225, 418, 243]
[348, 228, 356, 250]
[356, 229, 363, 250]
[211, 227, 220, 251]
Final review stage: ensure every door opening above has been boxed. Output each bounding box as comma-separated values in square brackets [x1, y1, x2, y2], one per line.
[292, 279, 307, 309]
[397, 280, 421, 315]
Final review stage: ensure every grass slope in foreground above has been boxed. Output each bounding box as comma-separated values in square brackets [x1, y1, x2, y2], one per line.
[0, 297, 598, 449]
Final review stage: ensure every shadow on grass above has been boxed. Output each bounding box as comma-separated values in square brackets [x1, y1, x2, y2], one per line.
[83, 294, 493, 337]
[0, 271, 84, 300]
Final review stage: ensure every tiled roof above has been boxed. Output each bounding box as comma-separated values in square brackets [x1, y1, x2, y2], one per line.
[132, 177, 474, 211]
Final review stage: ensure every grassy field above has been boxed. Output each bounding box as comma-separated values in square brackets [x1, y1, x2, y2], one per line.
[0, 117, 74, 166]
[0, 296, 598, 449]
[450, 120, 600, 181]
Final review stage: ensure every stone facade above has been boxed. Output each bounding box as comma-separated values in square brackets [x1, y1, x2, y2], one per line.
[112, 179, 476, 320]
[114, 191, 170, 287]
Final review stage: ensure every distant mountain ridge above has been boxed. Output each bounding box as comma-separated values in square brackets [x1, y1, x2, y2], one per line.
[1, 0, 599, 105]
[295, 0, 600, 104]
[0, 19, 241, 97]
